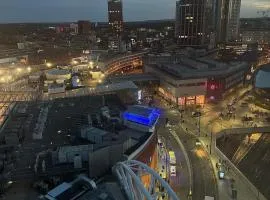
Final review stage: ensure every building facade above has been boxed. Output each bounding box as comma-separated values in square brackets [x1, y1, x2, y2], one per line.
[242, 30, 270, 44]
[108, 0, 124, 35]
[175, 0, 216, 48]
[216, 0, 241, 42]
[78, 20, 91, 35]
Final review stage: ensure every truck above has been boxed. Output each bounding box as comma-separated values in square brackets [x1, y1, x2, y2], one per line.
[169, 151, 176, 165]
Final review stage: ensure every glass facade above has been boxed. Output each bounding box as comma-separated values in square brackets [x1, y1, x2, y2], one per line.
[159, 87, 205, 106]
[108, 0, 123, 35]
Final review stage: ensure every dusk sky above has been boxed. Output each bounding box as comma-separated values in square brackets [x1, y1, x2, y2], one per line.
[0, 0, 269, 23]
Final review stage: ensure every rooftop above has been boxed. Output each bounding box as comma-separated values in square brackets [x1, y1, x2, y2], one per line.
[84, 127, 108, 136]
[78, 182, 126, 200]
[146, 57, 248, 80]
[46, 69, 71, 76]
[123, 105, 160, 127]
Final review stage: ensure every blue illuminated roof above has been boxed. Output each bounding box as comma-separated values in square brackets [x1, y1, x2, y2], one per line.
[123, 105, 160, 126]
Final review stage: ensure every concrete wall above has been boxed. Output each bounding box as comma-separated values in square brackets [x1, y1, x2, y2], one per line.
[216, 126, 270, 139]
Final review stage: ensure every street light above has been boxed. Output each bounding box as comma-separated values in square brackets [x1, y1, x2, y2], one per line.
[46, 62, 52, 67]
[72, 60, 78, 65]
[192, 111, 202, 136]
[27, 67, 31, 72]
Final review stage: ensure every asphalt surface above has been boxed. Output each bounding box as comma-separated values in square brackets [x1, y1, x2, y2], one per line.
[175, 128, 217, 200]
[157, 119, 190, 200]
[156, 107, 217, 200]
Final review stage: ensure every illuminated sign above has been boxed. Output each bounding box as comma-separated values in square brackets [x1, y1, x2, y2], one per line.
[123, 108, 160, 126]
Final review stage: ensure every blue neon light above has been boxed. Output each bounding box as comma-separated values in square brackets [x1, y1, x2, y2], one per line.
[123, 108, 160, 126]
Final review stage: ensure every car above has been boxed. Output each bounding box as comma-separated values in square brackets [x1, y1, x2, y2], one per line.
[170, 166, 176, 176]
[217, 166, 225, 179]
[195, 139, 201, 146]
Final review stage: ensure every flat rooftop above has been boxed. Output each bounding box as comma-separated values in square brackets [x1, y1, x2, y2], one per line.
[78, 182, 126, 200]
[43, 94, 125, 146]
[146, 57, 248, 80]
[126, 105, 154, 118]
[107, 73, 159, 83]
[123, 105, 160, 127]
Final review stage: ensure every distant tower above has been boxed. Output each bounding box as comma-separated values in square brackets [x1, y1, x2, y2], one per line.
[108, 0, 124, 36]
[175, 0, 215, 48]
[216, 0, 241, 42]
[77, 20, 91, 35]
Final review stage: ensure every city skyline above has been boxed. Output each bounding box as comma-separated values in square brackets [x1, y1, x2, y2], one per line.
[0, 0, 269, 23]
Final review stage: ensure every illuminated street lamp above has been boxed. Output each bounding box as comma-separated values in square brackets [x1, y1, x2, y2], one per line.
[27, 67, 31, 72]
[72, 60, 78, 65]
[46, 62, 52, 67]
[98, 79, 102, 83]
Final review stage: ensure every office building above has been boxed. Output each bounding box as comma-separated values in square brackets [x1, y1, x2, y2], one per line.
[175, 0, 215, 48]
[70, 23, 79, 34]
[216, 0, 241, 42]
[108, 0, 124, 35]
[240, 18, 270, 44]
[78, 20, 91, 35]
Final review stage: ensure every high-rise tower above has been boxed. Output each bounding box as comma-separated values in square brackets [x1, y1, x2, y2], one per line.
[175, 0, 216, 48]
[216, 0, 241, 42]
[108, 0, 124, 35]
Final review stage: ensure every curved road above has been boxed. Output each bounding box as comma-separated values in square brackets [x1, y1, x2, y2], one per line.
[177, 129, 217, 199]
[164, 110, 218, 200]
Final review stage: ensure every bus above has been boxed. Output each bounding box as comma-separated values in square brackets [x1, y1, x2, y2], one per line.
[169, 151, 176, 165]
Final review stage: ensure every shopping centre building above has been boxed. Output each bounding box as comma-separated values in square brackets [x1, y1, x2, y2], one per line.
[254, 63, 270, 98]
[144, 54, 250, 106]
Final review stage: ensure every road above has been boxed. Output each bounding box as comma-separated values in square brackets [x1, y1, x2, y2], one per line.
[157, 118, 190, 200]
[174, 127, 217, 199]
[156, 108, 217, 200]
